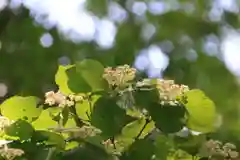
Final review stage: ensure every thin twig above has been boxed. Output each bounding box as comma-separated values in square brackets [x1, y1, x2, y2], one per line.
[69, 105, 84, 127]
[86, 111, 91, 120]
[135, 118, 151, 140]
[110, 137, 116, 149]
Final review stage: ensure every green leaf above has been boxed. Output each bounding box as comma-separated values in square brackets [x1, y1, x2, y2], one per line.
[85, 135, 105, 149]
[32, 148, 60, 160]
[120, 139, 155, 160]
[167, 150, 194, 160]
[48, 107, 63, 118]
[55, 65, 74, 94]
[62, 141, 112, 160]
[148, 103, 186, 133]
[126, 108, 143, 118]
[115, 118, 155, 153]
[65, 141, 79, 150]
[0, 96, 42, 122]
[55, 65, 91, 94]
[32, 130, 65, 149]
[67, 66, 92, 93]
[173, 134, 206, 156]
[184, 89, 217, 133]
[32, 108, 58, 130]
[154, 135, 174, 160]
[61, 106, 71, 126]
[5, 119, 34, 141]
[76, 59, 107, 91]
[64, 117, 76, 128]
[121, 118, 155, 139]
[75, 95, 101, 121]
[91, 96, 135, 138]
[134, 88, 159, 109]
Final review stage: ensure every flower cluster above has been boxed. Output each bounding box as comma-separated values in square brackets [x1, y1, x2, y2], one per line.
[44, 91, 85, 107]
[0, 148, 24, 160]
[155, 79, 189, 102]
[136, 79, 189, 106]
[103, 65, 136, 87]
[202, 139, 239, 159]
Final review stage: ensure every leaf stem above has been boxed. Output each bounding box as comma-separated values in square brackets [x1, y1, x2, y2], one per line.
[110, 137, 116, 149]
[135, 117, 151, 140]
[69, 105, 84, 127]
[86, 111, 91, 120]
